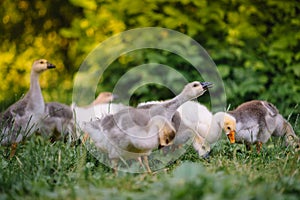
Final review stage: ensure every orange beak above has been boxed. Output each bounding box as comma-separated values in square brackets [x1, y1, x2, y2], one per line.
[227, 131, 235, 144]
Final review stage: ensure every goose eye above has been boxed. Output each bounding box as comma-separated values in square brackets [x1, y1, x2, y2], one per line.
[40, 61, 44, 64]
[192, 83, 200, 87]
[227, 126, 231, 130]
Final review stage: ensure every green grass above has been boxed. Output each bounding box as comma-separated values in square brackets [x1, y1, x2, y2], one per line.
[1, 126, 300, 200]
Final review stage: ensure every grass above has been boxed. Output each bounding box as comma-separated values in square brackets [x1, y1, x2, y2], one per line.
[0, 123, 300, 200]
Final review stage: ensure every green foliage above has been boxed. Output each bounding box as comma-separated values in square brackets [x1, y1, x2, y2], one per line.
[0, 0, 81, 107]
[1, 0, 299, 120]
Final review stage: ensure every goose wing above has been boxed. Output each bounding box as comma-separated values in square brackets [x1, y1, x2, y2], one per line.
[45, 102, 73, 119]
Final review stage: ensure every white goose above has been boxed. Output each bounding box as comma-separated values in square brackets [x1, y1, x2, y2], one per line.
[0, 59, 55, 155]
[228, 100, 299, 153]
[83, 81, 211, 173]
[72, 92, 126, 126]
[139, 100, 236, 157]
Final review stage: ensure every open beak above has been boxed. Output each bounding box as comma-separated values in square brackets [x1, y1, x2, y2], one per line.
[200, 82, 213, 90]
[47, 62, 56, 69]
[227, 131, 235, 144]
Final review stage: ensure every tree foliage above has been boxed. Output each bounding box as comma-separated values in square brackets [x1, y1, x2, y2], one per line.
[0, 0, 299, 118]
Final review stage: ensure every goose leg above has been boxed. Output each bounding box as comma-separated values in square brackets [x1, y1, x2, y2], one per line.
[137, 157, 145, 169]
[245, 143, 252, 151]
[142, 156, 152, 173]
[9, 143, 18, 158]
[256, 141, 262, 153]
[81, 132, 89, 144]
[111, 158, 119, 176]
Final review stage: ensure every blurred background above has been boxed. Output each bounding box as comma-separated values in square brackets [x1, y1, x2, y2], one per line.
[0, 0, 299, 120]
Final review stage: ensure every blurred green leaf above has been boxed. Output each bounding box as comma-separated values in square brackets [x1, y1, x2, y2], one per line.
[0, 0, 299, 120]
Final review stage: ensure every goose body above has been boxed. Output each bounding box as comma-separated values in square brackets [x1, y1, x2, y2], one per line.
[83, 110, 176, 173]
[0, 59, 55, 146]
[177, 101, 236, 155]
[37, 92, 119, 141]
[71, 92, 126, 125]
[72, 103, 128, 125]
[228, 100, 299, 152]
[39, 102, 76, 141]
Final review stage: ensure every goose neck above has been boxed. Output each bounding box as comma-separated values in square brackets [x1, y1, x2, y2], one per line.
[210, 112, 225, 135]
[30, 71, 41, 93]
[28, 70, 44, 109]
[166, 94, 189, 111]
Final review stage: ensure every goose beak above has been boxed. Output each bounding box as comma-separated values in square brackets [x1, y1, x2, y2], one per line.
[47, 62, 56, 69]
[227, 130, 235, 144]
[201, 150, 211, 159]
[200, 82, 213, 90]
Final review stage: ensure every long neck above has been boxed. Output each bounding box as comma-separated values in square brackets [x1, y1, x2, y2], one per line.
[207, 112, 225, 142]
[27, 70, 45, 111]
[159, 92, 191, 120]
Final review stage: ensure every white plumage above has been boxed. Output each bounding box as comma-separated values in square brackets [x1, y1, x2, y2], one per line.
[71, 92, 127, 126]
[139, 100, 236, 157]
[178, 101, 236, 143]
[72, 103, 128, 125]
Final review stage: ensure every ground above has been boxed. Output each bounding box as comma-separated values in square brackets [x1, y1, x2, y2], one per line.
[0, 127, 300, 200]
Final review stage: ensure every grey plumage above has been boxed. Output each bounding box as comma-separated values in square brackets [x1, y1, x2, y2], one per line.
[0, 59, 55, 145]
[83, 81, 211, 173]
[137, 81, 212, 121]
[46, 102, 73, 119]
[38, 102, 76, 141]
[228, 100, 299, 152]
[83, 111, 176, 174]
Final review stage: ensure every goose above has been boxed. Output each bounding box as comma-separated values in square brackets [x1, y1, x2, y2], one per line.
[83, 113, 176, 174]
[37, 92, 118, 142]
[175, 101, 236, 156]
[72, 92, 125, 125]
[91, 92, 117, 105]
[72, 92, 125, 142]
[0, 59, 55, 156]
[228, 100, 300, 153]
[38, 102, 76, 142]
[83, 81, 211, 173]
[138, 100, 236, 157]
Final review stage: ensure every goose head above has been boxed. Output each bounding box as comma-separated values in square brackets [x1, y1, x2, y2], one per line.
[147, 116, 176, 148]
[223, 113, 236, 144]
[181, 81, 213, 100]
[93, 92, 118, 105]
[32, 59, 56, 73]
